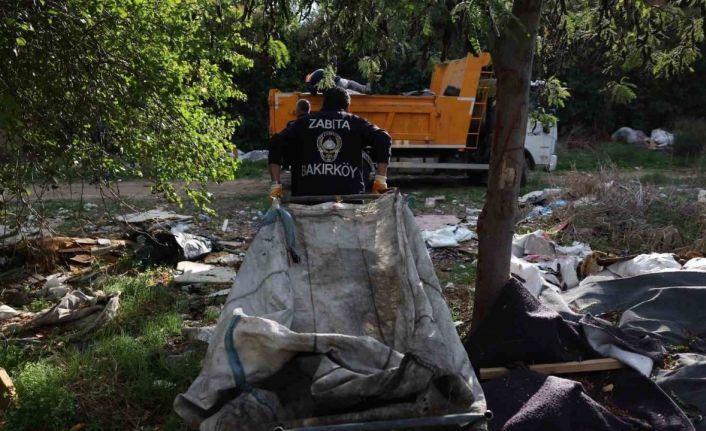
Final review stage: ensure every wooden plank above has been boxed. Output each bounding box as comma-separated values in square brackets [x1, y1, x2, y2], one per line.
[480, 358, 625, 380]
[0, 367, 16, 412]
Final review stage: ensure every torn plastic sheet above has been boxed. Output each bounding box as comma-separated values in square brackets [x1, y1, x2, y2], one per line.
[422, 225, 476, 248]
[0, 305, 20, 321]
[1, 290, 119, 337]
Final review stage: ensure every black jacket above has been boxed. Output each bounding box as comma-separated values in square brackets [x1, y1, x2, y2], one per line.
[269, 109, 391, 196]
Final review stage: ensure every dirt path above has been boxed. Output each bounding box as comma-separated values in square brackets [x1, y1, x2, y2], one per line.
[38, 178, 270, 201]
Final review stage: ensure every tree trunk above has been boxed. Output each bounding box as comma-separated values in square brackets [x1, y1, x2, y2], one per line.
[471, 0, 544, 330]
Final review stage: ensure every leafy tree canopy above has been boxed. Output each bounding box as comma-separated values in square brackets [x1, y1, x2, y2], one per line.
[1, 0, 284, 209]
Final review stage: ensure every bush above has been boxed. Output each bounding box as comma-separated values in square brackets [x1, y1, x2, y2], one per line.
[673, 118, 706, 157]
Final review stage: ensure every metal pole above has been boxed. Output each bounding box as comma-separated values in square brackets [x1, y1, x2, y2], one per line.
[272, 411, 492, 431]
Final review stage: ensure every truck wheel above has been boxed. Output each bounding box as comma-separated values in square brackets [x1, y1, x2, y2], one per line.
[520, 155, 530, 187]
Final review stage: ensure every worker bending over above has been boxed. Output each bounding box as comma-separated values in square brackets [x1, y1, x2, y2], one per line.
[305, 69, 371, 95]
[269, 87, 390, 198]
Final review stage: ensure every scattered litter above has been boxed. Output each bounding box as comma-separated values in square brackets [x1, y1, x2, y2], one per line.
[203, 252, 242, 267]
[174, 262, 237, 284]
[221, 219, 229, 232]
[171, 227, 213, 260]
[556, 242, 593, 259]
[424, 195, 445, 208]
[44, 273, 69, 289]
[44, 286, 70, 300]
[119, 209, 192, 224]
[611, 127, 647, 145]
[518, 190, 546, 206]
[574, 196, 598, 207]
[239, 149, 269, 162]
[465, 207, 481, 227]
[205, 289, 230, 298]
[84, 203, 98, 211]
[1, 291, 120, 338]
[518, 188, 562, 206]
[422, 225, 476, 248]
[182, 325, 215, 343]
[414, 214, 460, 231]
[698, 189, 706, 204]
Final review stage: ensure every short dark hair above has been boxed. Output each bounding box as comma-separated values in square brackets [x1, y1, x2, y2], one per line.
[296, 99, 310, 113]
[322, 87, 350, 111]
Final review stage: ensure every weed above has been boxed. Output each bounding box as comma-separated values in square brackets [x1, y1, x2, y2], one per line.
[4, 361, 76, 431]
[202, 306, 221, 324]
[3, 270, 201, 430]
[25, 298, 52, 312]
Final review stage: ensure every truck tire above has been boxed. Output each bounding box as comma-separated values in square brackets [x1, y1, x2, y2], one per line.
[520, 155, 530, 187]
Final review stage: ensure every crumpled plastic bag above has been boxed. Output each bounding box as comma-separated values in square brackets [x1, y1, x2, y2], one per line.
[422, 225, 476, 248]
[608, 253, 682, 278]
[612, 127, 647, 145]
[650, 129, 674, 148]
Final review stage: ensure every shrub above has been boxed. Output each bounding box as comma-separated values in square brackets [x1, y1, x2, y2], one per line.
[4, 362, 75, 431]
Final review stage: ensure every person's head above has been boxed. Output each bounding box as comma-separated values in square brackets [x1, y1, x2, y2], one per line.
[295, 99, 311, 117]
[322, 87, 350, 111]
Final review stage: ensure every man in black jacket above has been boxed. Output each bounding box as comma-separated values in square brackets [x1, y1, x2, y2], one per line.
[268, 87, 391, 198]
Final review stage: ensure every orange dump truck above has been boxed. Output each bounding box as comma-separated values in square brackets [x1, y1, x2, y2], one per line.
[268, 53, 557, 175]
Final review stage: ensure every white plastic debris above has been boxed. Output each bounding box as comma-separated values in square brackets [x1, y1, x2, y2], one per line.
[182, 325, 216, 344]
[206, 289, 231, 298]
[683, 258, 706, 271]
[510, 256, 545, 297]
[518, 190, 546, 206]
[0, 305, 20, 321]
[422, 225, 476, 248]
[221, 219, 229, 232]
[203, 253, 242, 267]
[120, 209, 192, 224]
[424, 196, 445, 208]
[240, 150, 269, 162]
[698, 189, 706, 204]
[649, 129, 674, 148]
[611, 127, 647, 145]
[556, 242, 593, 259]
[608, 253, 682, 278]
[414, 215, 460, 231]
[174, 262, 237, 284]
[44, 273, 69, 289]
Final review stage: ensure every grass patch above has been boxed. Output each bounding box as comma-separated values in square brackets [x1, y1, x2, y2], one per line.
[1, 270, 201, 430]
[235, 160, 268, 179]
[556, 141, 694, 171]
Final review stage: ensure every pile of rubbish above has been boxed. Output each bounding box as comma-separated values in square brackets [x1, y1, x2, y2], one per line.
[612, 126, 675, 150]
[0, 207, 258, 343]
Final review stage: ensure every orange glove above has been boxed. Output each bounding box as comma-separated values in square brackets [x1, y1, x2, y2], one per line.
[371, 175, 388, 194]
[269, 182, 283, 199]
